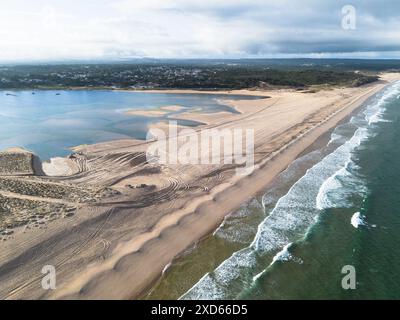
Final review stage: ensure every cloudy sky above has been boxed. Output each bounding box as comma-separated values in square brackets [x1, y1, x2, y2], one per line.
[1, 0, 399, 62]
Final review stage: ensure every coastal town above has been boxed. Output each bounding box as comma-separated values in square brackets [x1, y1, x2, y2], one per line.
[0, 61, 385, 90]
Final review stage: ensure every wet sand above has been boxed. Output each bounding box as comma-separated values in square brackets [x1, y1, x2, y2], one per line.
[0, 73, 399, 300]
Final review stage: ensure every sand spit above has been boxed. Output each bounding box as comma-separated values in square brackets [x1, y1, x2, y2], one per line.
[0, 73, 399, 300]
[124, 105, 185, 117]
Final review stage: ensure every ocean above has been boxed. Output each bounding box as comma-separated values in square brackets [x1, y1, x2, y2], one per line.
[0, 90, 261, 160]
[146, 80, 400, 300]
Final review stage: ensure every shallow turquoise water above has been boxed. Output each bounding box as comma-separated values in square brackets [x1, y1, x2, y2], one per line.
[0, 90, 260, 160]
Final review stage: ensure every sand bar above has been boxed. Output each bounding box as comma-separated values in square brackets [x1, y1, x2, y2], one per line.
[0, 73, 399, 300]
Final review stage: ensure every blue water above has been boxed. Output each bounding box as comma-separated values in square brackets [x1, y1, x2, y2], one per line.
[0, 90, 262, 160]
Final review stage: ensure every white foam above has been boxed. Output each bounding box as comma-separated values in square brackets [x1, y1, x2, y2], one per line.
[316, 84, 400, 210]
[181, 81, 400, 300]
[183, 124, 371, 299]
[212, 219, 226, 236]
[365, 81, 400, 125]
[316, 166, 348, 210]
[316, 159, 367, 211]
[252, 270, 265, 282]
[351, 212, 367, 228]
[367, 108, 391, 125]
[368, 110, 383, 125]
[252, 242, 303, 284]
[214, 199, 262, 244]
[252, 126, 370, 252]
[181, 248, 257, 300]
[327, 132, 342, 146]
[162, 262, 172, 275]
[271, 243, 293, 264]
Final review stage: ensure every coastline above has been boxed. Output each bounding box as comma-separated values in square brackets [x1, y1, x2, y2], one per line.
[0, 73, 399, 300]
[143, 82, 387, 299]
[129, 77, 399, 299]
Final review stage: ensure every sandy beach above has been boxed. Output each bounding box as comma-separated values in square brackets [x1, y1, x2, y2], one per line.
[0, 73, 399, 300]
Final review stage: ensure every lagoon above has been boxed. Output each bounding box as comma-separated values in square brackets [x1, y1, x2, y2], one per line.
[0, 90, 261, 160]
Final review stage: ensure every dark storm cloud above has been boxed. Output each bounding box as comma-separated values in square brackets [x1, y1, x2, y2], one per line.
[171, 0, 400, 56]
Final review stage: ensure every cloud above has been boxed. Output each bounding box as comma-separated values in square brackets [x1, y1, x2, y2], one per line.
[0, 0, 399, 61]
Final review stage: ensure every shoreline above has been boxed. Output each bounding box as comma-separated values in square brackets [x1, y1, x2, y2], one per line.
[142, 85, 381, 299]
[0, 74, 399, 300]
[58, 76, 397, 299]
[133, 79, 396, 299]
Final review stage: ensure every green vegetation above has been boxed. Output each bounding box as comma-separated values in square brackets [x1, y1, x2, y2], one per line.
[0, 59, 393, 90]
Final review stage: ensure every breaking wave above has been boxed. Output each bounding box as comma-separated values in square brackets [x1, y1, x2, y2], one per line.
[181, 81, 400, 300]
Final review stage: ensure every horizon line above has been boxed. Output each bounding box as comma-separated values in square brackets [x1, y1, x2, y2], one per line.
[1, 57, 400, 65]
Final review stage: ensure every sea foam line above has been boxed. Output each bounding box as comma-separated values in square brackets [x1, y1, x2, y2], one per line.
[182, 126, 367, 299]
[181, 82, 400, 300]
